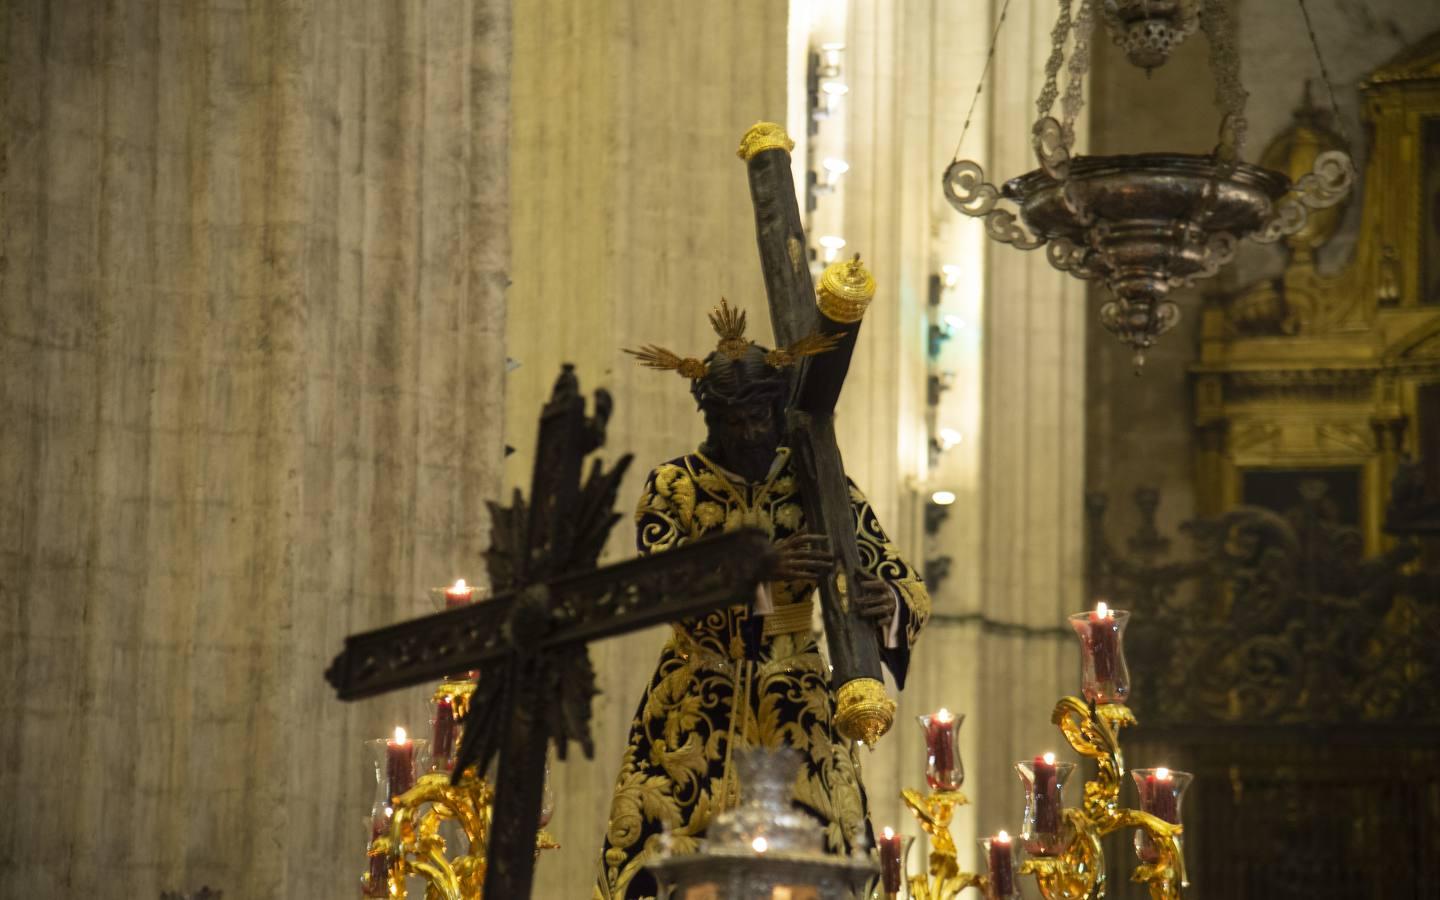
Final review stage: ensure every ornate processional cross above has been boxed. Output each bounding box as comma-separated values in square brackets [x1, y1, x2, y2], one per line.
[325, 366, 774, 899]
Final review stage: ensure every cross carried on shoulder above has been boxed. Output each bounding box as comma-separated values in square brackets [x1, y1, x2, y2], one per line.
[737, 122, 896, 744]
[325, 365, 774, 899]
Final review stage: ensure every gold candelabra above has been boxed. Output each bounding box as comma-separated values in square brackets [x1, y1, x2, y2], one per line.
[899, 606, 1188, 900]
[900, 789, 987, 900]
[363, 680, 560, 900]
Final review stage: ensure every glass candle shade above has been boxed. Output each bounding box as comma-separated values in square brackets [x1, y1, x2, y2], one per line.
[979, 833, 1020, 900]
[367, 733, 429, 804]
[539, 760, 556, 828]
[1067, 604, 1131, 705]
[361, 806, 393, 898]
[917, 710, 965, 792]
[1014, 756, 1076, 857]
[442, 578, 478, 609]
[873, 829, 914, 899]
[1130, 768, 1193, 864]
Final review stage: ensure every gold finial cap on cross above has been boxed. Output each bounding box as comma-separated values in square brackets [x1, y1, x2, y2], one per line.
[816, 253, 876, 324]
[737, 122, 795, 161]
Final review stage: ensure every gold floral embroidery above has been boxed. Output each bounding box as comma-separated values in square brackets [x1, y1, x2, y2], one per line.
[597, 452, 928, 899]
[773, 502, 802, 531]
[695, 501, 725, 529]
[649, 464, 696, 530]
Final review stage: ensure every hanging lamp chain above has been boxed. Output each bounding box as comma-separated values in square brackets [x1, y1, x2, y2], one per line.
[1060, 0, 1095, 149]
[953, 0, 1016, 162]
[1037, 0, 1075, 121]
[1296, 0, 1348, 142]
[1200, 0, 1250, 162]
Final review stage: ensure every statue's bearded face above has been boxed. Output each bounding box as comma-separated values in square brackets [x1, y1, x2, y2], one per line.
[692, 344, 788, 480]
[708, 398, 780, 456]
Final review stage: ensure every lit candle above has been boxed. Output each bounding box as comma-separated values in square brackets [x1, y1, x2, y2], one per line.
[431, 698, 457, 772]
[1087, 601, 1118, 682]
[444, 578, 476, 608]
[878, 826, 904, 894]
[926, 708, 961, 791]
[987, 830, 1016, 897]
[1144, 767, 1178, 823]
[1032, 752, 1061, 834]
[386, 726, 416, 798]
[751, 836, 769, 854]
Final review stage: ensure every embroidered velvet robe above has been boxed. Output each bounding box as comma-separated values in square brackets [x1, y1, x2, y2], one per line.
[594, 449, 930, 899]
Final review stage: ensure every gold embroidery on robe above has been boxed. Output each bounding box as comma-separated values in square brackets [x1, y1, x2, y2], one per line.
[595, 450, 929, 900]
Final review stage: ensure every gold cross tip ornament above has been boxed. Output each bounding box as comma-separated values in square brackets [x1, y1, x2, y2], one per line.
[737, 121, 795, 160]
[816, 254, 876, 324]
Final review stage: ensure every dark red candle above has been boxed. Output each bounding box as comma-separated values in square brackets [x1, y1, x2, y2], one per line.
[987, 831, 1016, 896]
[1144, 769, 1178, 823]
[1032, 752, 1060, 834]
[878, 827, 904, 894]
[444, 578, 476, 608]
[364, 813, 391, 897]
[926, 709, 959, 790]
[1088, 602, 1118, 681]
[386, 727, 416, 799]
[431, 699, 457, 772]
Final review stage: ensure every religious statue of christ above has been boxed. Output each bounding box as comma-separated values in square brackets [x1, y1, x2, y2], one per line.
[593, 298, 930, 899]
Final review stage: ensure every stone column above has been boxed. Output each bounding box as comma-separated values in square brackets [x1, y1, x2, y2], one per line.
[0, 2, 510, 896]
[505, 2, 789, 894]
[969, 0, 1089, 858]
[834, 0, 1086, 874]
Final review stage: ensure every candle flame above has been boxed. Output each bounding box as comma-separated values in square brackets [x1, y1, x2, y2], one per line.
[1156, 767, 1171, 780]
[451, 579, 468, 592]
[936, 708, 953, 723]
[1043, 751, 1056, 765]
[393, 726, 408, 744]
[996, 830, 1011, 843]
[752, 836, 768, 854]
[1095, 600, 1110, 618]
[882, 826, 895, 839]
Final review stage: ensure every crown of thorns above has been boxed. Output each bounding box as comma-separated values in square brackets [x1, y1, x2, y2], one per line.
[624, 298, 842, 381]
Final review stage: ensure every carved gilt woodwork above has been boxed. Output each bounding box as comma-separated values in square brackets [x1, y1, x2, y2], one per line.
[1194, 31, 1440, 554]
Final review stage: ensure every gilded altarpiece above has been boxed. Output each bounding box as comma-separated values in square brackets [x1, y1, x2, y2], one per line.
[1192, 32, 1440, 553]
[1086, 34, 1440, 900]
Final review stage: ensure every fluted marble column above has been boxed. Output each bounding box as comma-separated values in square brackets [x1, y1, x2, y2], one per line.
[969, 0, 1088, 863]
[0, 2, 510, 896]
[506, 2, 789, 894]
[839, 0, 1086, 878]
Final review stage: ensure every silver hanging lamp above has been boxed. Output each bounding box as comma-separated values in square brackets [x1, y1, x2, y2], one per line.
[944, 0, 1354, 369]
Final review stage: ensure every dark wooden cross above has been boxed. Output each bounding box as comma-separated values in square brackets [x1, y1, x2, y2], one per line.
[736, 123, 893, 742]
[325, 365, 774, 898]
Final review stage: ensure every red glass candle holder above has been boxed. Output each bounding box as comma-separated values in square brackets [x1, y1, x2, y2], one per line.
[1067, 602, 1131, 705]
[429, 698, 460, 774]
[1130, 767, 1193, 864]
[979, 832, 1020, 900]
[873, 827, 914, 898]
[440, 578, 479, 609]
[1014, 754, 1076, 857]
[917, 709, 965, 792]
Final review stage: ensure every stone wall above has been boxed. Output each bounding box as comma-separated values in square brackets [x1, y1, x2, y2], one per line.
[0, 1, 510, 896]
